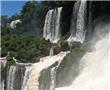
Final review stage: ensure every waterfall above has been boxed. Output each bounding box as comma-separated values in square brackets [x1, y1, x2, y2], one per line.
[49, 48, 54, 56]
[50, 59, 63, 90]
[0, 60, 7, 90]
[56, 17, 110, 90]
[1, 80, 5, 90]
[27, 51, 69, 90]
[50, 67, 56, 90]
[67, 0, 87, 45]
[2, 1, 110, 90]
[1, 51, 69, 90]
[6, 66, 17, 90]
[6, 64, 32, 90]
[43, 7, 62, 43]
[21, 66, 32, 90]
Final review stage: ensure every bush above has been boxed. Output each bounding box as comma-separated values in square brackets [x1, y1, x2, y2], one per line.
[6, 60, 15, 66]
[1, 31, 52, 63]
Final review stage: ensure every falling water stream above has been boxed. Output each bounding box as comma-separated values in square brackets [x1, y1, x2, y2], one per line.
[43, 7, 62, 43]
[49, 48, 54, 56]
[67, 0, 87, 44]
[21, 66, 32, 90]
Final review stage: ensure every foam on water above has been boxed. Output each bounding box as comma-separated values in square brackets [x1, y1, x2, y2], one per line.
[56, 21, 110, 90]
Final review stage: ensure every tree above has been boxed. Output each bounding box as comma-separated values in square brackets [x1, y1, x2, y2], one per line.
[20, 1, 46, 36]
[1, 15, 9, 28]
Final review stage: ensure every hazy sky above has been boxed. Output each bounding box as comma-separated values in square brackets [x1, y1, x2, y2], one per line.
[1, 0, 42, 17]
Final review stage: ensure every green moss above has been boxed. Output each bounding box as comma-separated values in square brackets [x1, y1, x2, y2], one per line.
[6, 60, 15, 66]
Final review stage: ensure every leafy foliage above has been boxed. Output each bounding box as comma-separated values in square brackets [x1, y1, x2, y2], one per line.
[1, 30, 51, 62]
[20, 1, 48, 36]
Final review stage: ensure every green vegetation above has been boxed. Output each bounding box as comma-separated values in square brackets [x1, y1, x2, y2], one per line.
[1, 31, 51, 62]
[6, 60, 15, 66]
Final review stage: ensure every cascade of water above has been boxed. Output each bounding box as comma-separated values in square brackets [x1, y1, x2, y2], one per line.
[0, 60, 7, 90]
[57, 34, 109, 90]
[67, 0, 87, 45]
[50, 67, 56, 90]
[50, 60, 62, 90]
[43, 9, 53, 41]
[43, 7, 62, 43]
[5, 64, 32, 90]
[69, 0, 80, 37]
[21, 65, 32, 90]
[1, 80, 5, 90]
[49, 48, 54, 56]
[56, 18, 110, 90]
[27, 51, 69, 90]
[39, 67, 51, 90]
[6, 66, 17, 90]
[75, 0, 87, 43]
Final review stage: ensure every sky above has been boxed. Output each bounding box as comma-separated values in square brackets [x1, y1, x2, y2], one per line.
[1, 0, 42, 17]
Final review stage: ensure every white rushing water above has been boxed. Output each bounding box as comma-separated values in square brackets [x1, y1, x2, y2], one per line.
[56, 19, 110, 90]
[67, 0, 87, 44]
[50, 67, 56, 90]
[0, 59, 7, 90]
[1, 80, 5, 90]
[27, 51, 70, 90]
[49, 48, 54, 56]
[21, 66, 32, 90]
[5, 64, 32, 90]
[6, 66, 17, 90]
[43, 7, 62, 43]
[10, 19, 21, 29]
[3, 51, 69, 90]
